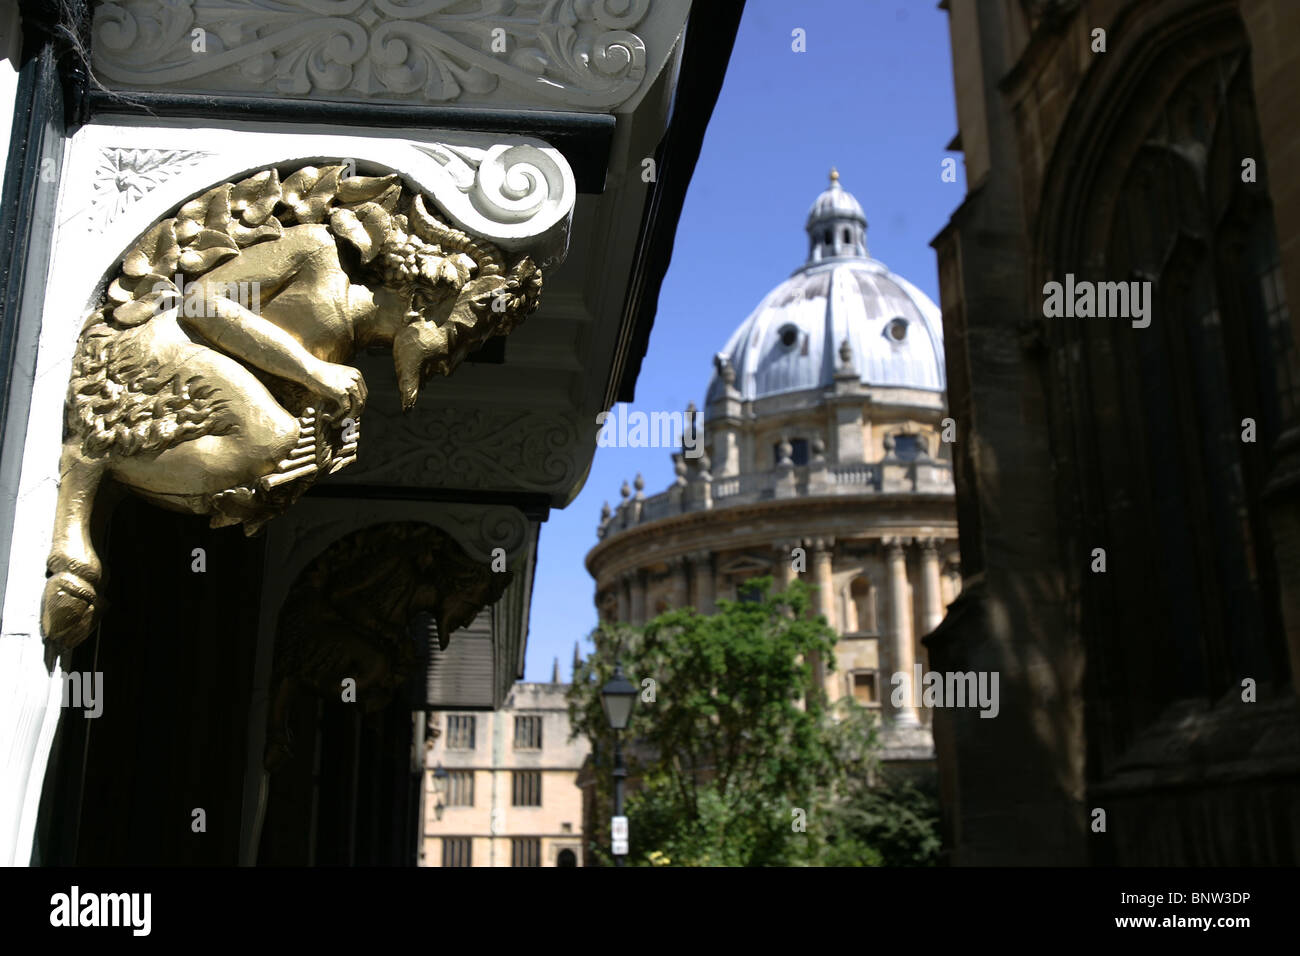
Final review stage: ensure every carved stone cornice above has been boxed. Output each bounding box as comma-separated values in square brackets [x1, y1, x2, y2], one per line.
[92, 0, 691, 112]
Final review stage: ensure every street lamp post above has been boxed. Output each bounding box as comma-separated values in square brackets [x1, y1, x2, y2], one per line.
[431, 762, 449, 821]
[600, 661, 637, 867]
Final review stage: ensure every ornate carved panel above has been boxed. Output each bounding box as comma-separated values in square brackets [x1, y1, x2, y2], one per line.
[331, 403, 582, 492]
[92, 0, 691, 112]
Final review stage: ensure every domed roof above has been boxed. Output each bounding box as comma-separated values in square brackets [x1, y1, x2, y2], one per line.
[707, 171, 945, 408]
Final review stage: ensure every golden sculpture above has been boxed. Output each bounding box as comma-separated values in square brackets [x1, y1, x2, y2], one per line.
[42, 163, 542, 652]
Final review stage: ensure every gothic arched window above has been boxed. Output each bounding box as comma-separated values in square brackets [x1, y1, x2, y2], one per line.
[1042, 29, 1292, 765]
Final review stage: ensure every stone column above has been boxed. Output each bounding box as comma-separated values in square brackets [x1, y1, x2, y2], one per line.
[811, 538, 836, 695]
[919, 538, 945, 636]
[774, 539, 798, 591]
[628, 569, 647, 626]
[811, 538, 836, 629]
[615, 573, 631, 622]
[885, 537, 920, 726]
[669, 556, 689, 610]
[689, 550, 715, 614]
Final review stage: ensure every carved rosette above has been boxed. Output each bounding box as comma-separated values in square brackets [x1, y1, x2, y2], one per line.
[89, 148, 211, 233]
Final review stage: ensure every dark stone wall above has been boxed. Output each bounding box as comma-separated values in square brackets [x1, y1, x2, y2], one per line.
[930, 0, 1300, 865]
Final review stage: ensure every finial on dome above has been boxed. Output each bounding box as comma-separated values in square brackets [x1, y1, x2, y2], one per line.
[839, 337, 853, 368]
[829, 166, 839, 184]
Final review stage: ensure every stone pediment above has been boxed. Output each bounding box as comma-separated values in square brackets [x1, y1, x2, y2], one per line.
[717, 554, 775, 576]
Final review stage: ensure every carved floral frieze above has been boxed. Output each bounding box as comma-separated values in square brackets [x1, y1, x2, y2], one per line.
[93, 0, 662, 110]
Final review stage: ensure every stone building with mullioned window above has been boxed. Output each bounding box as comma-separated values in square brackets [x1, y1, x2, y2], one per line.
[422, 656, 589, 868]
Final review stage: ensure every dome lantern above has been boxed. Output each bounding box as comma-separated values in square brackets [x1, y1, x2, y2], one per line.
[705, 173, 945, 413]
[806, 167, 868, 263]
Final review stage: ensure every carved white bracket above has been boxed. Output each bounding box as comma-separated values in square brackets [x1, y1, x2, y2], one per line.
[68, 127, 576, 269]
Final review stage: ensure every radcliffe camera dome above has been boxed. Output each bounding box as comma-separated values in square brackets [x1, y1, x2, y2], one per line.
[707, 170, 945, 407]
[591, 167, 960, 767]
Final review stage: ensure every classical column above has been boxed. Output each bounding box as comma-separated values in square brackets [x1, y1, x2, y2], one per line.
[616, 573, 631, 622]
[919, 538, 945, 635]
[885, 537, 920, 726]
[629, 569, 647, 626]
[811, 538, 836, 629]
[689, 550, 715, 614]
[774, 539, 798, 591]
[810, 537, 835, 695]
[669, 556, 689, 610]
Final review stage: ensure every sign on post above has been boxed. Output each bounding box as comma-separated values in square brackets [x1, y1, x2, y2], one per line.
[611, 815, 628, 855]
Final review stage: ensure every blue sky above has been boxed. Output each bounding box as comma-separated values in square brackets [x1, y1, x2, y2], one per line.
[522, 0, 964, 681]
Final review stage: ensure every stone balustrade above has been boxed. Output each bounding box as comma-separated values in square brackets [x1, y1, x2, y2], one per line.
[597, 456, 954, 540]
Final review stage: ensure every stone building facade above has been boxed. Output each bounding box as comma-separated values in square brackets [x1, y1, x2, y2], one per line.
[930, 0, 1300, 864]
[587, 173, 961, 759]
[422, 668, 588, 867]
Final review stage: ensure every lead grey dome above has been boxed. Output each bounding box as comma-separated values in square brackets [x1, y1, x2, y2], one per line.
[707, 171, 945, 408]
